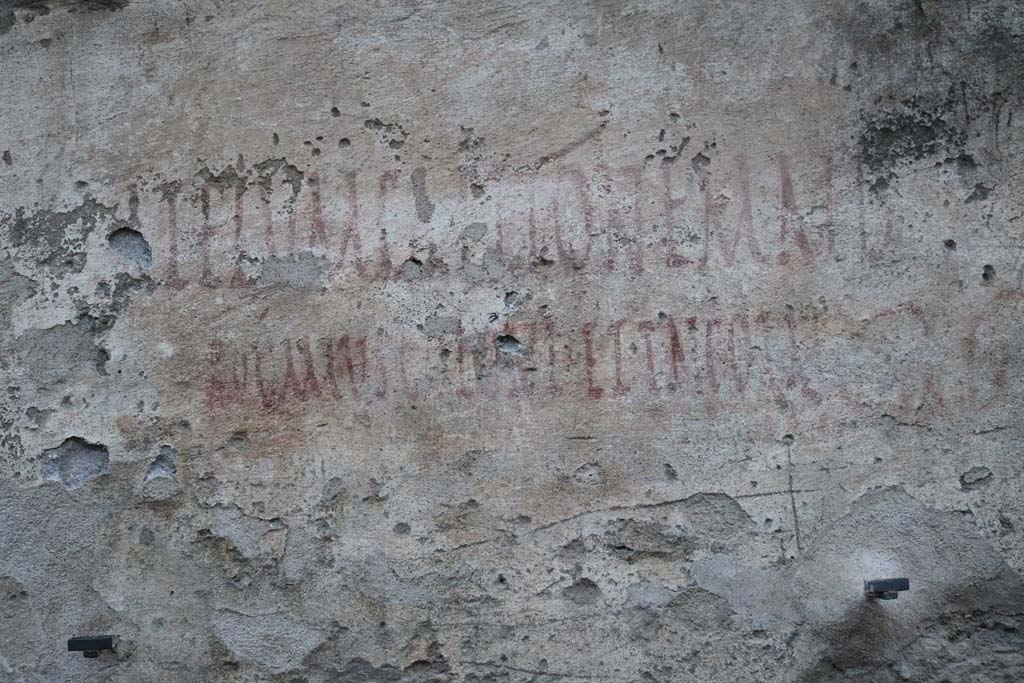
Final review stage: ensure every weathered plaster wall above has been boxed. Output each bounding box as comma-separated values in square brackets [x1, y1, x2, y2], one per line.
[1, 1, 1023, 681]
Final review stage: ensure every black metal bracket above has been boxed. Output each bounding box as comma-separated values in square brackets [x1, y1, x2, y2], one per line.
[68, 635, 115, 658]
[864, 577, 909, 600]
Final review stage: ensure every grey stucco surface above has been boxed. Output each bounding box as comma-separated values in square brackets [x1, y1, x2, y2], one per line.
[0, 1, 1023, 681]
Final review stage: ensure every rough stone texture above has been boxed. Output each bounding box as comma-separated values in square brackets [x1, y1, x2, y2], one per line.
[0, 1, 1023, 681]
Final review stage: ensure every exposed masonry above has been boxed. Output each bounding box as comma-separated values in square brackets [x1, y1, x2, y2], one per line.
[0, 1, 1023, 682]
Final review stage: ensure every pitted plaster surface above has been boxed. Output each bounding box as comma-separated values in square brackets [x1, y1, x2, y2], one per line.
[1, 1, 1023, 681]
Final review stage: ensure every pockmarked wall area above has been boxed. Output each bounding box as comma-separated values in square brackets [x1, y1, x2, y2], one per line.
[1, 1, 1022, 681]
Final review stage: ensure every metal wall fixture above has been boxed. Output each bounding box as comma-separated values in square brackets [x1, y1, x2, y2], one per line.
[67, 635, 115, 658]
[864, 577, 910, 600]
